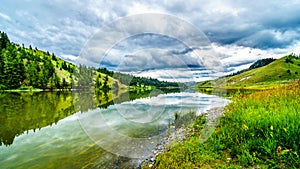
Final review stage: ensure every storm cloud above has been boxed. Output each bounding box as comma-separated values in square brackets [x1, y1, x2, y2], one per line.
[1, 0, 300, 82]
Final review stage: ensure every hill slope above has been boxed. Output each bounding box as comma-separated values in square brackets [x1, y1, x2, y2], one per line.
[198, 54, 300, 89]
[0, 31, 181, 91]
[0, 31, 76, 90]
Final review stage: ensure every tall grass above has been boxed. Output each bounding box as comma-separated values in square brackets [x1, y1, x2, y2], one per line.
[150, 81, 300, 168]
[173, 111, 197, 129]
[218, 81, 300, 168]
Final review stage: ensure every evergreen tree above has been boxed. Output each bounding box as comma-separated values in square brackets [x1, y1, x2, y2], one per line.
[95, 74, 101, 89]
[103, 75, 109, 91]
[0, 43, 26, 89]
[62, 78, 68, 89]
[52, 53, 57, 61]
[27, 62, 39, 88]
[62, 61, 67, 70]
[54, 74, 61, 89]
[0, 31, 9, 50]
[39, 67, 49, 89]
[0, 52, 4, 86]
[14, 55, 26, 87]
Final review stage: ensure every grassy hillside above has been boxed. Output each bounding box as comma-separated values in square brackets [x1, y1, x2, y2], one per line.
[198, 54, 300, 89]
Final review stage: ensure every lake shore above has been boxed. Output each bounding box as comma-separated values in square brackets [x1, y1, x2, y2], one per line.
[143, 82, 300, 168]
[140, 107, 225, 168]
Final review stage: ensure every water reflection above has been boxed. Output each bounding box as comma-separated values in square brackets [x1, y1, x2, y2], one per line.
[0, 89, 227, 168]
[78, 91, 227, 159]
[0, 88, 179, 146]
[0, 92, 74, 146]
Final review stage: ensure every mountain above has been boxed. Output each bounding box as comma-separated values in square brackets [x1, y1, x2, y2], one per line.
[197, 54, 300, 89]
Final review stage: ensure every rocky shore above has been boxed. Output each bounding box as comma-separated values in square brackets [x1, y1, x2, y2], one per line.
[139, 107, 225, 168]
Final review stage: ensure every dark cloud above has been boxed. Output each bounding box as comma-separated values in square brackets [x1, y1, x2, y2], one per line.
[114, 33, 185, 53]
[1, 0, 300, 82]
[2, 0, 300, 53]
[223, 60, 255, 68]
[171, 47, 194, 55]
[236, 29, 300, 49]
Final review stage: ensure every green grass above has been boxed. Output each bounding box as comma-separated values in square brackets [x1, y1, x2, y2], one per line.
[198, 55, 300, 89]
[149, 81, 300, 169]
[173, 111, 197, 129]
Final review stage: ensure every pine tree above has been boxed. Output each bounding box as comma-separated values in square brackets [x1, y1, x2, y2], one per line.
[103, 75, 109, 91]
[52, 53, 57, 61]
[0, 31, 9, 50]
[40, 67, 49, 89]
[95, 74, 101, 89]
[14, 55, 26, 87]
[62, 78, 68, 89]
[0, 52, 4, 87]
[54, 73, 61, 89]
[27, 62, 39, 88]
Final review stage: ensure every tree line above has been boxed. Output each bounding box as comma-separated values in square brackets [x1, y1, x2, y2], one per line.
[97, 67, 182, 88]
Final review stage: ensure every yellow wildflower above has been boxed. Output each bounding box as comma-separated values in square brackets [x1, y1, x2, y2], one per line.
[242, 124, 249, 130]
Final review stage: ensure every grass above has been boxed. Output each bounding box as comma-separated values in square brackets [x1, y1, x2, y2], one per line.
[224, 55, 300, 87]
[173, 111, 197, 129]
[147, 81, 300, 168]
[197, 55, 300, 89]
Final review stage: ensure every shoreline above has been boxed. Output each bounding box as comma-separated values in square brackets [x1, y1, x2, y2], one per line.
[139, 107, 225, 168]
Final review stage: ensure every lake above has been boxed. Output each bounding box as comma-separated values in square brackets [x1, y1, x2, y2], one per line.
[0, 89, 227, 168]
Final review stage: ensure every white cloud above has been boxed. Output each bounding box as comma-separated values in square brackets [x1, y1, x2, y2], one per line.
[211, 42, 299, 75]
[61, 54, 78, 62]
[0, 12, 11, 21]
[127, 2, 163, 15]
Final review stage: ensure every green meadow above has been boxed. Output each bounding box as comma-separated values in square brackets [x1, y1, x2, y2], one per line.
[146, 81, 300, 169]
[198, 54, 300, 90]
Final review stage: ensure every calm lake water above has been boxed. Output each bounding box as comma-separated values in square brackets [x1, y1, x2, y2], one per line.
[0, 89, 227, 168]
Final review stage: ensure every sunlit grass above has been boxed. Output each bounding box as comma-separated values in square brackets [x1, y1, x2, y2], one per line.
[149, 81, 300, 168]
[197, 55, 300, 90]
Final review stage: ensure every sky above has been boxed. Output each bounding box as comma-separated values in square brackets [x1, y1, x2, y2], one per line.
[1, 0, 300, 82]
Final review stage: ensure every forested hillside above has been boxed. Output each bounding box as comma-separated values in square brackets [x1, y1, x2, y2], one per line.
[0, 31, 74, 90]
[0, 31, 182, 91]
[97, 68, 183, 88]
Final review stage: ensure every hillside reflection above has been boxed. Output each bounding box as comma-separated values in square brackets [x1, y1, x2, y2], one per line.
[0, 88, 180, 146]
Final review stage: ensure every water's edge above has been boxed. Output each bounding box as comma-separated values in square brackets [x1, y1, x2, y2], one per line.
[139, 107, 225, 168]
